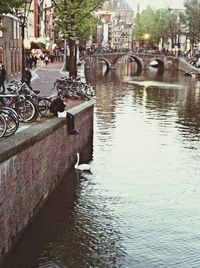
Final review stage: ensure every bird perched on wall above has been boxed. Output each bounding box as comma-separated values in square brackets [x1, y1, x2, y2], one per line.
[74, 153, 91, 171]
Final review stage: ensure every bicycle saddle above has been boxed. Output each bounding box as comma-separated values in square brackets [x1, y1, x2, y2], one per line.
[33, 89, 40, 94]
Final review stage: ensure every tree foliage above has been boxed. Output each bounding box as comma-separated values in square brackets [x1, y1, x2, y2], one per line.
[134, 6, 184, 48]
[52, 0, 106, 76]
[134, 6, 157, 46]
[53, 0, 104, 41]
[0, 0, 25, 20]
[184, 0, 200, 42]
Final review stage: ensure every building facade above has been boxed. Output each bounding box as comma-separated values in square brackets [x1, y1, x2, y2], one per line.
[0, 14, 21, 81]
[93, 0, 134, 51]
[0, 0, 60, 81]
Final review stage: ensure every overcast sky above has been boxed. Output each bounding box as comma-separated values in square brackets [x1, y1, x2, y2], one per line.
[126, 0, 184, 12]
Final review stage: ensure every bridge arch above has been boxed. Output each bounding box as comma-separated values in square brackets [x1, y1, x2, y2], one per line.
[96, 56, 111, 71]
[113, 54, 143, 73]
[149, 58, 164, 71]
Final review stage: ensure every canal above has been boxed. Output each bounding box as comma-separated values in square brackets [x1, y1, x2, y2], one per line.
[3, 63, 200, 267]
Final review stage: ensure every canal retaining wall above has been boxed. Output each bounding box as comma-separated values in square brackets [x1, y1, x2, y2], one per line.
[0, 100, 94, 264]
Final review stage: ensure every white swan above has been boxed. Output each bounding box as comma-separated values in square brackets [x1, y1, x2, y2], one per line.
[74, 153, 91, 171]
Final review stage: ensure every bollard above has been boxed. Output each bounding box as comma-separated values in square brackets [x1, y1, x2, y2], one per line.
[66, 112, 79, 135]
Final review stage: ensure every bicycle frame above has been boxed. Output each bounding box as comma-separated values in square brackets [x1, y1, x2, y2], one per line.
[0, 94, 24, 108]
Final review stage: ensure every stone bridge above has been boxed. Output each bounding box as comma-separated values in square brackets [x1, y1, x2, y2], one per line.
[84, 52, 200, 75]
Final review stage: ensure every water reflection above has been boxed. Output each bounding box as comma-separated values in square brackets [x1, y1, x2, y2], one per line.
[3, 61, 200, 268]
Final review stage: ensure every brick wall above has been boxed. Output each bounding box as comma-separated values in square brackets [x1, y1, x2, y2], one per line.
[0, 100, 94, 264]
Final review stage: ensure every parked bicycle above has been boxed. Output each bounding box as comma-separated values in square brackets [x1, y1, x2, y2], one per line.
[7, 80, 50, 119]
[0, 111, 7, 138]
[0, 106, 19, 137]
[54, 75, 94, 101]
[0, 88, 36, 123]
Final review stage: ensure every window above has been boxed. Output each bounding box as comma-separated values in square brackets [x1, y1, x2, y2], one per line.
[11, 51, 14, 74]
[15, 52, 17, 73]
[0, 47, 3, 62]
[13, 20, 17, 39]
[0, 21, 3, 38]
[13, 19, 20, 39]
[17, 21, 20, 39]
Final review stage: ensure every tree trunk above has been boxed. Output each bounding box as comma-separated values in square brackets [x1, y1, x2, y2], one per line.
[63, 38, 68, 71]
[68, 38, 76, 77]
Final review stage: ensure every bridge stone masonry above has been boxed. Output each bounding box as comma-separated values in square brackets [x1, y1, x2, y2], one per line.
[84, 52, 200, 75]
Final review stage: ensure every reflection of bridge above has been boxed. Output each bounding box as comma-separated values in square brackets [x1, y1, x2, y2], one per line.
[84, 52, 200, 75]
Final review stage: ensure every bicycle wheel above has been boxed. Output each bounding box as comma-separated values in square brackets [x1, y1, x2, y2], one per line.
[1, 106, 19, 123]
[37, 98, 49, 117]
[54, 81, 66, 93]
[0, 109, 19, 137]
[0, 113, 7, 138]
[0, 86, 5, 94]
[16, 99, 37, 122]
[69, 81, 78, 92]
[76, 90, 91, 101]
[25, 96, 40, 122]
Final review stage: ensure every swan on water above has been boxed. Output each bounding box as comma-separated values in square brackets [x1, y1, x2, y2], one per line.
[74, 153, 91, 171]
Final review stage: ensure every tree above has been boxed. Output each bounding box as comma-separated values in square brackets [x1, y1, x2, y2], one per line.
[0, 0, 12, 20]
[165, 8, 184, 49]
[0, 0, 27, 30]
[184, 0, 200, 45]
[52, 0, 105, 77]
[134, 6, 157, 48]
[153, 9, 171, 48]
[133, 6, 184, 50]
[0, 0, 24, 19]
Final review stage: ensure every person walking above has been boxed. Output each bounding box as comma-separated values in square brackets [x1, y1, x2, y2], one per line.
[44, 55, 49, 66]
[24, 68, 32, 89]
[0, 62, 6, 93]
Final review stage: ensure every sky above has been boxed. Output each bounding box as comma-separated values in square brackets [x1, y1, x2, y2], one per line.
[126, 0, 184, 12]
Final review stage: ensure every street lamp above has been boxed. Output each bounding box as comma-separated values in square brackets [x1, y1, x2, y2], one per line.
[144, 33, 150, 40]
[143, 33, 150, 50]
[18, 0, 33, 81]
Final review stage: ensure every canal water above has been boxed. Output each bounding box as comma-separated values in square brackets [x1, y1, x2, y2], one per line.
[3, 63, 200, 268]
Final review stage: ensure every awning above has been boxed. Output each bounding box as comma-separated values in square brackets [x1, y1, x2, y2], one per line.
[30, 41, 46, 50]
